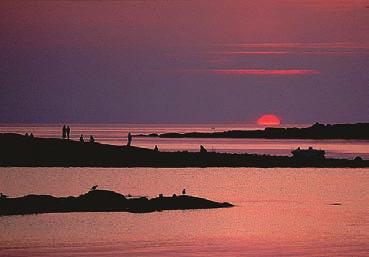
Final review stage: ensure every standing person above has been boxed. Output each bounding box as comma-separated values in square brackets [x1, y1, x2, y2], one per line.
[62, 125, 66, 139]
[127, 132, 132, 146]
[80, 134, 84, 143]
[66, 126, 70, 140]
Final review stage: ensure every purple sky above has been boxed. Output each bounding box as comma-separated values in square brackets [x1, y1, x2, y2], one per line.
[0, 1, 368, 124]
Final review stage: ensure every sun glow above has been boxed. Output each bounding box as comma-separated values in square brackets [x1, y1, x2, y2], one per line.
[257, 114, 281, 126]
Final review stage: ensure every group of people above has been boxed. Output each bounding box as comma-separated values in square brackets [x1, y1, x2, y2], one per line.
[77, 128, 133, 146]
[60, 126, 212, 153]
[62, 125, 71, 140]
[80, 134, 95, 143]
[62, 125, 96, 143]
[59, 126, 138, 147]
[25, 132, 34, 138]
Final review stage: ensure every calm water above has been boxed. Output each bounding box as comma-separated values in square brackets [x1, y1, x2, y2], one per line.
[1, 168, 369, 256]
[0, 123, 369, 159]
[1, 124, 369, 256]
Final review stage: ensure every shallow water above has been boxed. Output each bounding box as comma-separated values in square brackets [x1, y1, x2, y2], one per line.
[1, 167, 369, 256]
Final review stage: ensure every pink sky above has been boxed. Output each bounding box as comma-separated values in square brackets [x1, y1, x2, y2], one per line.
[0, 1, 368, 123]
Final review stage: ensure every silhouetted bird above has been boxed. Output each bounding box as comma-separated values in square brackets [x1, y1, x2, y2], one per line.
[182, 189, 186, 195]
[90, 185, 98, 191]
[127, 132, 132, 146]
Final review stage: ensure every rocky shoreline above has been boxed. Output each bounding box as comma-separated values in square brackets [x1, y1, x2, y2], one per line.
[0, 133, 368, 168]
[0, 189, 233, 216]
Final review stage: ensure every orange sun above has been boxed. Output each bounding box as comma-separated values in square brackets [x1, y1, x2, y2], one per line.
[257, 114, 281, 126]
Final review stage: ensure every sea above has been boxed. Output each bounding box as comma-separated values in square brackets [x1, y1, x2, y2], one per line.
[0, 123, 368, 159]
[1, 124, 369, 256]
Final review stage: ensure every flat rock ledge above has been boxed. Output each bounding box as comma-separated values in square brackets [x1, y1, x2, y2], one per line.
[0, 189, 233, 216]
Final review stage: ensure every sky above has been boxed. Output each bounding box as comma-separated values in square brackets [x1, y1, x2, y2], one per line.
[0, 0, 368, 124]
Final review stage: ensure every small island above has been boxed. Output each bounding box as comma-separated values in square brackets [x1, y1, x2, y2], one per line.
[139, 123, 369, 140]
[0, 189, 233, 216]
[0, 133, 368, 168]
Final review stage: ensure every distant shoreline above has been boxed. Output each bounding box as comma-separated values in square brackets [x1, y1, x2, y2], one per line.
[0, 133, 368, 168]
[137, 123, 369, 140]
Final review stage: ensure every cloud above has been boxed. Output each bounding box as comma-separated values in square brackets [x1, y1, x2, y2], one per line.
[185, 69, 320, 76]
[209, 51, 289, 55]
[204, 42, 369, 61]
[213, 42, 369, 49]
[208, 50, 369, 57]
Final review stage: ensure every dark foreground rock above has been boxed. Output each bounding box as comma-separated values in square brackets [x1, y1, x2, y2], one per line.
[0, 133, 368, 167]
[0, 189, 233, 216]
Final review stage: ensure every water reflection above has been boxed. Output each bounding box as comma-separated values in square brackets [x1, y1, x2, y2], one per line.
[0, 168, 369, 256]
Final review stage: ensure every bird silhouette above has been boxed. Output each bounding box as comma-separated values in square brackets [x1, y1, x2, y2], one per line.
[90, 185, 98, 191]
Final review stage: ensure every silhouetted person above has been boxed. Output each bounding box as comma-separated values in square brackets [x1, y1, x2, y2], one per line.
[154, 145, 159, 152]
[66, 126, 70, 140]
[30, 133, 34, 138]
[200, 145, 207, 153]
[62, 125, 67, 139]
[127, 132, 132, 146]
[80, 134, 84, 143]
[182, 189, 186, 195]
[89, 135, 95, 143]
[25, 133, 29, 137]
